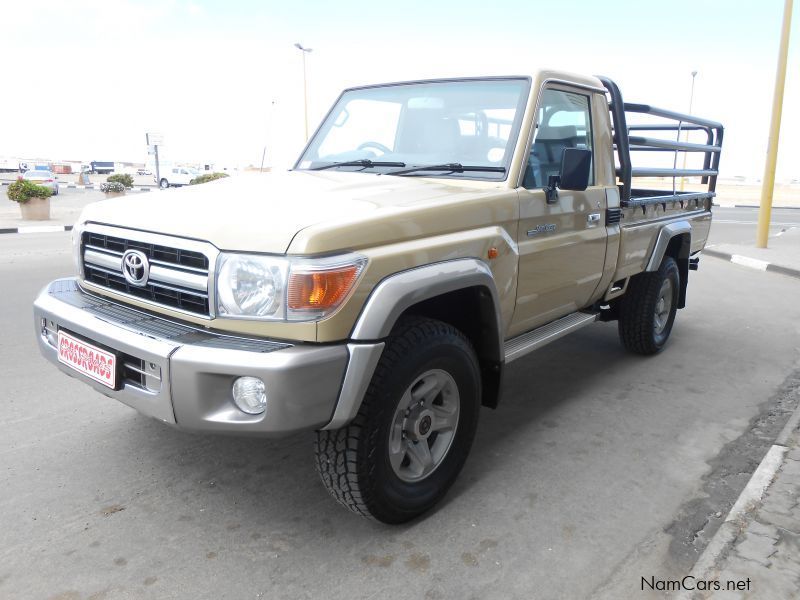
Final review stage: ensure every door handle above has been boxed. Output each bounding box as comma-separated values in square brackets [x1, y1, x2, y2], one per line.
[587, 213, 601, 224]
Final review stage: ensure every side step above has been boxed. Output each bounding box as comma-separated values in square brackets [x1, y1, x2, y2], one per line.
[504, 312, 599, 363]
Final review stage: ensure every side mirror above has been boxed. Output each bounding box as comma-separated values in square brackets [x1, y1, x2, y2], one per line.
[544, 148, 592, 203]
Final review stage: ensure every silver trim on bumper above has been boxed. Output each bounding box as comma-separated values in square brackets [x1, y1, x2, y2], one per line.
[34, 278, 349, 437]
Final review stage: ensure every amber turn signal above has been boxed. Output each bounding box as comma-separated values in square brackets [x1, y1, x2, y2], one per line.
[288, 265, 361, 311]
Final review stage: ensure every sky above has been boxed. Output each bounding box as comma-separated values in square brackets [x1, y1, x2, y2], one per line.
[2, 0, 798, 180]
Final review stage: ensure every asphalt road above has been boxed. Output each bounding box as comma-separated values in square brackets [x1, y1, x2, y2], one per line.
[707, 206, 800, 245]
[1, 229, 799, 600]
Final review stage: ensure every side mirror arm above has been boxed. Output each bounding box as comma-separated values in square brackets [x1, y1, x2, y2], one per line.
[544, 175, 560, 203]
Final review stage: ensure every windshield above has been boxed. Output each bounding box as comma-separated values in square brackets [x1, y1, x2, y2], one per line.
[296, 78, 530, 180]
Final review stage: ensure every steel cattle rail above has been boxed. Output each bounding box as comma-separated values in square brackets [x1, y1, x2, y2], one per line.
[597, 76, 724, 208]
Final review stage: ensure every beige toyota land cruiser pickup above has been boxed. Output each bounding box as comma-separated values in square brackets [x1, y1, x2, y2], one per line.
[34, 71, 723, 523]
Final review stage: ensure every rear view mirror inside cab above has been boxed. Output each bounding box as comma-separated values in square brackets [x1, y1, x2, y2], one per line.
[407, 97, 445, 109]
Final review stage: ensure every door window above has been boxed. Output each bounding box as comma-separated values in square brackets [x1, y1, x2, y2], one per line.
[523, 89, 593, 189]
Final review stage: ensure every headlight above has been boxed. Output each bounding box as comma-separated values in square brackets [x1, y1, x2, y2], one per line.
[217, 254, 288, 318]
[215, 252, 366, 322]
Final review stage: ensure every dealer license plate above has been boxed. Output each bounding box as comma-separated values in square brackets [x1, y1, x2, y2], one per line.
[57, 330, 117, 389]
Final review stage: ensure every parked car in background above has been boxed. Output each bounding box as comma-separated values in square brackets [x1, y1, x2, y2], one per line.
[156, 166, 201, 188]
[22, 170, 59, 195]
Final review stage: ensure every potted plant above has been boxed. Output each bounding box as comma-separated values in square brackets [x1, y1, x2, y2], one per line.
[6, 179, 53, 220]
[100, 181, 126, 198]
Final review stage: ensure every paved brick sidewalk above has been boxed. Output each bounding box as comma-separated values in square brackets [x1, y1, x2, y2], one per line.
[706, 450, 800, 599]
[692, 425, 800, 599]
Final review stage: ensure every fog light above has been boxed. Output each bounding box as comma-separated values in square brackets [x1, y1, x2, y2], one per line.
[232, 377, 267, 415]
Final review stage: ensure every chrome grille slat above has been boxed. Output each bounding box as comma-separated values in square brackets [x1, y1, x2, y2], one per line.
[81, 227, 214, 317]
[85, 243, 123, 256]
[84, 249, 207, 290]
[82, 263, 209, 296]
[148, 258, 207, 275]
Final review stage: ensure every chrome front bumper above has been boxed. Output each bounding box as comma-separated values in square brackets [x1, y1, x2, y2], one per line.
[33, 279, 353, 437]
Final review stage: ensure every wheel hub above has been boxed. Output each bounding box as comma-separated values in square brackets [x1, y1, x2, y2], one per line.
[405, 407, 435, 442]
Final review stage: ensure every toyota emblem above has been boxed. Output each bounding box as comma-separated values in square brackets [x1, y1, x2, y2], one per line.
[121, 250, 150, 287]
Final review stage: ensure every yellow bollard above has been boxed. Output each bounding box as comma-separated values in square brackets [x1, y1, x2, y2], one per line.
[756, 0, 793, 248]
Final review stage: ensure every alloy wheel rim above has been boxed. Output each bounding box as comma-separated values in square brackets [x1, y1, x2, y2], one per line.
[388, 369, 460, 482]
[654, 278, 673, 335]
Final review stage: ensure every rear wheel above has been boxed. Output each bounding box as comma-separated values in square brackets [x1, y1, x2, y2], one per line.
[314, 317, 481, 523]
[618, 256, 680, 355]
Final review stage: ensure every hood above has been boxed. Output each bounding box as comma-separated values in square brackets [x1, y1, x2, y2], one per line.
[79, 170, 504, 254]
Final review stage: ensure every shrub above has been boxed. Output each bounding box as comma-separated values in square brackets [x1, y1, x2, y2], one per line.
[107, 173, 134, 188]
[6, 180, 53, 203]
[190, 172, 230, 185]
[100, 182, 126, 194]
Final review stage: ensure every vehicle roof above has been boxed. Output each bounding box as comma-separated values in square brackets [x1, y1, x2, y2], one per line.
[341, 70, 606, 94]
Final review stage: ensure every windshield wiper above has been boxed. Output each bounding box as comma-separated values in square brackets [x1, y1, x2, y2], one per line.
[385, 163, 506, 176]
[310, 159, 406, 171]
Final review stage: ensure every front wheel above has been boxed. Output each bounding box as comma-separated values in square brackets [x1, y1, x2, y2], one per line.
[159, 178, 169, 189]
[315, 317, 481, 523]
[618, 256, 680, 355]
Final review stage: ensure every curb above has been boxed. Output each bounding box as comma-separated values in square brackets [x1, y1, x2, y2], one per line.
[0, 224, 73, 235]
[0, 181, 153, 192]
[702, 248, 800, 280]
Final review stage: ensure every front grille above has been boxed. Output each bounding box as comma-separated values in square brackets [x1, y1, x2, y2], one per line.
[82, 229, 212, 316]
[85, 232, 208, 270]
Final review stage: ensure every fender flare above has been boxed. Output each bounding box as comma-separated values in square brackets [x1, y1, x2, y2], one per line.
[350, 258, 503, 356]
[323, 259, 503, 430]
[646, 221, 691, 272]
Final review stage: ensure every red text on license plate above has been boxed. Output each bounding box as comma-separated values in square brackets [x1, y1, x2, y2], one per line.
[57, 331, 117, 389]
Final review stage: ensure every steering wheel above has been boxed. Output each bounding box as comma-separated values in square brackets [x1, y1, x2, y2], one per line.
[357, 141, 392, 155]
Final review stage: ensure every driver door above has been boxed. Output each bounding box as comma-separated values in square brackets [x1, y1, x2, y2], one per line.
[510, 85, 608, 336]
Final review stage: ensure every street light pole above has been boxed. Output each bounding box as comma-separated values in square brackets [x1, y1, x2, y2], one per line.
[679, 70, 698, 192]
[294, 42, 313, 141]
[757, 0, 793, 248]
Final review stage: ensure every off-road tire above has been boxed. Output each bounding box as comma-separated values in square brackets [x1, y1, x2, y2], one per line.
[618, 256, 680, 355]
[314, 316, 481, 524]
